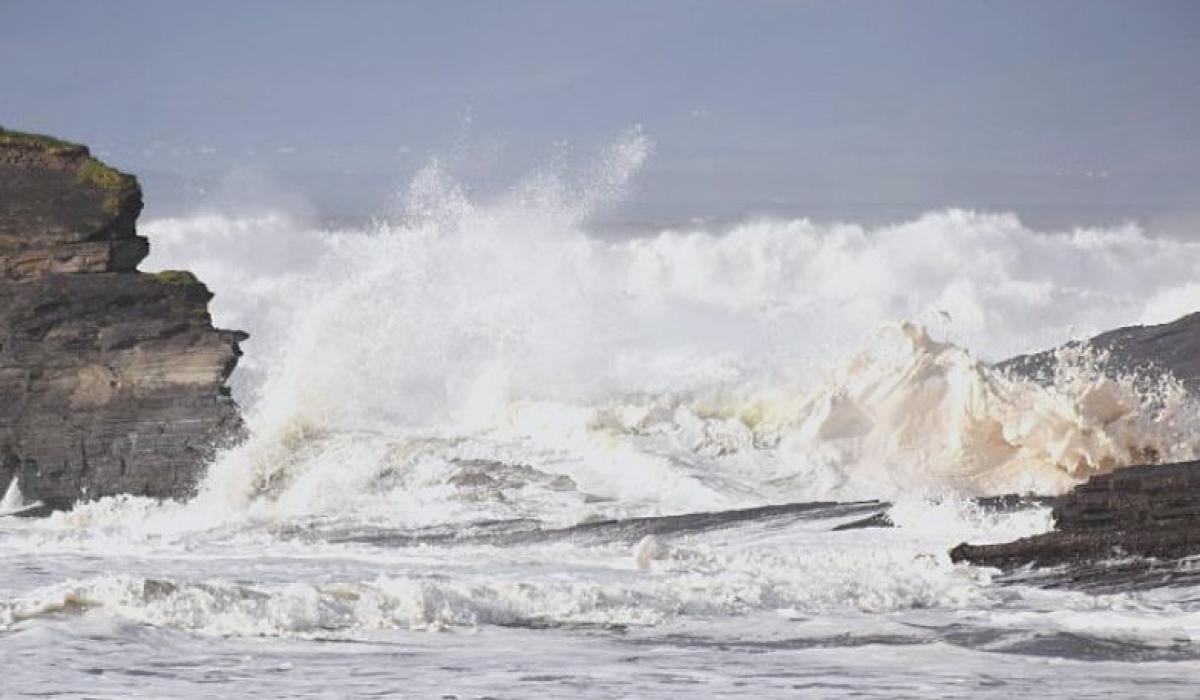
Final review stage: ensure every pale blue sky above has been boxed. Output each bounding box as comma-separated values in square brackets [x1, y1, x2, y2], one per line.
[2, 0, 1198, 230]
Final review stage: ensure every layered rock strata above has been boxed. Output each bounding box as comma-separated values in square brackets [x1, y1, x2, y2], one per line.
[950, 461, 1200, 571]
[0, 128, 244, 509]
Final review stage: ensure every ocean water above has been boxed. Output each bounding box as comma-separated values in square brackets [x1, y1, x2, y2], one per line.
[4, 132, 1200, 698]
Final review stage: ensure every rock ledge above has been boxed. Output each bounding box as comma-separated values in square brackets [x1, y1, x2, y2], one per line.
[951, 460, 1200, 572]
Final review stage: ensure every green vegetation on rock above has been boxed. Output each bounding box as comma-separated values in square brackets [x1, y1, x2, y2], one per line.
[2, 126, 137, 214]
[76, 159, 136, 214]
[76, 158, 133, 191]
[0, 126, 81, 153]
[149, 270, 200, 286]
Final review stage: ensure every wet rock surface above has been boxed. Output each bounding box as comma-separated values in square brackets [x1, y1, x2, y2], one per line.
[951, 461, 1200, 585]
[0, 128, 244, 509]
[953, 314, 1200, 587]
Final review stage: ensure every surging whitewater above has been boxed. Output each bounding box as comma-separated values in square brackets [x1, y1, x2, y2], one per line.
[136, 129, 1199, 523]
[4, 132, 1200, 698]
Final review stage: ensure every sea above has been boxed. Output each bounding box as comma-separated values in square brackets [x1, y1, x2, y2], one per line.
[3, 132, 1200, 698]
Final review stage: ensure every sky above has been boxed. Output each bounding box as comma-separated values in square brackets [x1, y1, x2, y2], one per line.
[2, 0, 1199, 231]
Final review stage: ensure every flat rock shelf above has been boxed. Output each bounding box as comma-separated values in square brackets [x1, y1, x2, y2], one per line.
[951, 460, 1200, 589]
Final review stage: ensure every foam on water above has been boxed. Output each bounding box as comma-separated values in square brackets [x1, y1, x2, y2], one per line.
[136, 141, 1200, 525]
[5, 134, 1200, 696]
[0, 501, 1042, 637]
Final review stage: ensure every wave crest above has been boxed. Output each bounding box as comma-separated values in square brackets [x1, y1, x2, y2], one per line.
[127, 135, 1200, 522]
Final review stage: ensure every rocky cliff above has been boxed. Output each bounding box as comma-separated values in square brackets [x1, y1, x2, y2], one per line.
[0, 128, 244, 510]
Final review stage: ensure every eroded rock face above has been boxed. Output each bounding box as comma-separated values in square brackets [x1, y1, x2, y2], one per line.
[0, 129, 244, 509]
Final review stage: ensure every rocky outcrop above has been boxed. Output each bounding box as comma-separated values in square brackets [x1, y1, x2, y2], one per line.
[950, 461, 1200, 572]
[1000, 312, 1200, 394]
[953, 313, 1200, 585]
[0, 128, 244, 509]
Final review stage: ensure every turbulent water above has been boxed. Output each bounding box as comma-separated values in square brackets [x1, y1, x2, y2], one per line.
[5, 133, 1200, 698]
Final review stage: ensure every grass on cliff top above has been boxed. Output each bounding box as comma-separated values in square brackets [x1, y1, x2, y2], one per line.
[149, 270, 200, 286]
[76, 158, 134, 192]
[0, 126, 82, 152]
[0, 126, 137, 207]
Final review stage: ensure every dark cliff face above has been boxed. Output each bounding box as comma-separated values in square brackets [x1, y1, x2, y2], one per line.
[0, 128, 245, 509]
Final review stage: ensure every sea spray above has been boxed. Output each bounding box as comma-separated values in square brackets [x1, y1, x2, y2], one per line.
[4, 137, 1200, 696]
[122, 317, 1198, 530]
[114, 134, 1200, 525]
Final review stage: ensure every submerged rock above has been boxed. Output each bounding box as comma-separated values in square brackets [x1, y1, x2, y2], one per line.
[0, 128, 244, 510]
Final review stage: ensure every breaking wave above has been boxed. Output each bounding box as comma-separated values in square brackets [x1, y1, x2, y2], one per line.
[126, 131, 1200, 526]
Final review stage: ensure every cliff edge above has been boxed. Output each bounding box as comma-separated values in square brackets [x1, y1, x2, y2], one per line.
[0, 128, 245, 510]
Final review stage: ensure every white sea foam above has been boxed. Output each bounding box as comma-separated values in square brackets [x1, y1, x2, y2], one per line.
[5, 135, 1200, 697]
[110, 132, 1200, 526]
[0, 519, 1005, 637]
[7, 502, 1195, 648]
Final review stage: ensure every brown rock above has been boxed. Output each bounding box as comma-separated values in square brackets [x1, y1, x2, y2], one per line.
[0, 128, 244, 509]
[950, 461, 1200, 572]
